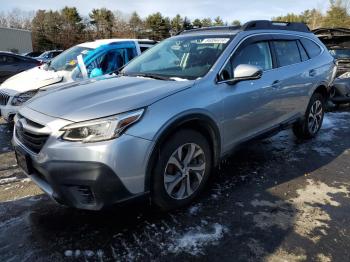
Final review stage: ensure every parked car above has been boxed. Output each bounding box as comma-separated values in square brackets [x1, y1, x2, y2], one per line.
[0, 39, 156, 121]
[13, 21, 336, 211]
[0, 52, 41, 84]
[35, 50, 63, 63]
[314, 28, 350, 105]
[22, 51, 43, 58]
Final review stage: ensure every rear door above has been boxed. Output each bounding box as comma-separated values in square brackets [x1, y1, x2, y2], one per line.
[269, 35, 316, 123]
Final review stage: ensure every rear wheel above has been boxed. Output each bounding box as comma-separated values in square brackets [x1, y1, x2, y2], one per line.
[293, 92, 325, 139]
[151, 129, 212, 211]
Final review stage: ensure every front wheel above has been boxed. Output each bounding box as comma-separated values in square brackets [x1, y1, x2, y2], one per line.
[293, 92, 325, 139]
[151, 129, 212, 211]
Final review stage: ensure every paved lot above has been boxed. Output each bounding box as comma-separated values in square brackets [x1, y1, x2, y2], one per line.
[1, 107, 350, 261]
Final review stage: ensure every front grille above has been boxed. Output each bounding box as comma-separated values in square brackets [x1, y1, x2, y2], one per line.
[0, 92, 10, 106]
[15, 116, 49, 154]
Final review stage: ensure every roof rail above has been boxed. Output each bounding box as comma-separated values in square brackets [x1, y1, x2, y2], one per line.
[177, 20, 310, 36]
[242, 20, 310, 33]
[178, 26, 241, 35]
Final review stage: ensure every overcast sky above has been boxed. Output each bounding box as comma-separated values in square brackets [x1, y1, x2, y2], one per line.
[1, 0, 330, 22]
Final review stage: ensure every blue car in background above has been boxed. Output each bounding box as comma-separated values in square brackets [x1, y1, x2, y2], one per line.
[0, 39, 156, 122]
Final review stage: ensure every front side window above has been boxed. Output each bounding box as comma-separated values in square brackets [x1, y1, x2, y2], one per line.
[274, 40, 301, 67]
[221, 41, 272, 80]
[123, 35, 233, 80]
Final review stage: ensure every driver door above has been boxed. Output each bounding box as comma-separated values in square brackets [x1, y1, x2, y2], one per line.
[218, 36, 281, 151]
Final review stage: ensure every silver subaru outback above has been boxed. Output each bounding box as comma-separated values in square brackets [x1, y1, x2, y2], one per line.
[13, 21, 336, 210]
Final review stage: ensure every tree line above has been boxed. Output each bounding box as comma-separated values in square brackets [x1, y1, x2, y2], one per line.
[0, 0, 349, 52]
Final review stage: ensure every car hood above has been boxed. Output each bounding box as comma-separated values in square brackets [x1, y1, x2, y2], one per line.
[0, 66, 66, 94]
[27, 76, 194, 122]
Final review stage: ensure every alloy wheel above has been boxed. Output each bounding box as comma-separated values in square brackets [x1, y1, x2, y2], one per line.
[163, 143, 206, 200]
[308, 100, 323, 134]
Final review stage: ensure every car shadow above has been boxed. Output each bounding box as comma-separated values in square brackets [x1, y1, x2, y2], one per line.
[0, 109, 350, 261]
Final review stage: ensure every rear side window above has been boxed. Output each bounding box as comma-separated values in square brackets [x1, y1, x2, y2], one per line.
[300, 38, 322, 58]
[273, 40, 301, 67]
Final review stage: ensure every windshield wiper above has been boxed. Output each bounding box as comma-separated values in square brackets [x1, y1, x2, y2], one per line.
[128, 73, 175, 81]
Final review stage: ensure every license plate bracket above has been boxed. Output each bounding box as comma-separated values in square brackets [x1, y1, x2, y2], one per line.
[15, 147, 33, 175]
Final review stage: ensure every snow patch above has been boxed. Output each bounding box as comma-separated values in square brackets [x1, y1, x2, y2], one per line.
[168, 223, 227, 255]
[188, 204, 201, 215]
[312, 146, 335, 156]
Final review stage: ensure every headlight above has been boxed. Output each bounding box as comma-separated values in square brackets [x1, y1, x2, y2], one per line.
[60, 109, 144, 143]
[338, 72, 350, 79]
[11, 90, 38, 106]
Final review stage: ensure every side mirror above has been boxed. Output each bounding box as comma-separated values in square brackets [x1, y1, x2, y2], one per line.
[234, 64, 262, 79]
[222, 64, 263, 84]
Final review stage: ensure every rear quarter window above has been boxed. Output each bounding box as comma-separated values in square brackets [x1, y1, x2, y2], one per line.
[297, 40, 309, 61]
[300, 38, 322, 58]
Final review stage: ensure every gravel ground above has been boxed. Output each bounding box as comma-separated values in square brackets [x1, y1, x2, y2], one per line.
[0, 107, 350, 261]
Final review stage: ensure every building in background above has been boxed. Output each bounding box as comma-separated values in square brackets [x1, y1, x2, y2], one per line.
[0, 27, 33, 54]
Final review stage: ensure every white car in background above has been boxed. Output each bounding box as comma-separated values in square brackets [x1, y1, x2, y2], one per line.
[0, 39, 156, 122]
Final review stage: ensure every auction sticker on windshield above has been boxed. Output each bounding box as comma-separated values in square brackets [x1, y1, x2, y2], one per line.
[200, 38, 230, 44]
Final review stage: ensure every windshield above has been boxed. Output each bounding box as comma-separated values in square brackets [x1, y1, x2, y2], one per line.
[122, 35, 233, 80]
[329, 49, 350, 59]
[48, 46, 93, 71]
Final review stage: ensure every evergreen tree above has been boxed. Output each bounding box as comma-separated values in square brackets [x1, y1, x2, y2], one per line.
[213, 16, 224, 26]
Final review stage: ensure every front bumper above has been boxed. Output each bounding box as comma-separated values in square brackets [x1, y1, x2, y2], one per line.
[13, 108, 154, 210]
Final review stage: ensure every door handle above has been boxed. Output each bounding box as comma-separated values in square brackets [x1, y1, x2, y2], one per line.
[309, 69, 316, 77]
[271, 80, 280, 88]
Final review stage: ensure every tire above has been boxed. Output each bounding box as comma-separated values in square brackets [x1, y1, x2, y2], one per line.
[293, 92, 325, 139]
[151, 129, 212, 211]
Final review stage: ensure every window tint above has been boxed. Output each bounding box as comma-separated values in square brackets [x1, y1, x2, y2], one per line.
[297, 40, 309, 61]
[274, 40, 301, 67]
[300, 38, 321, 58]
[221, 41, 272, 81]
